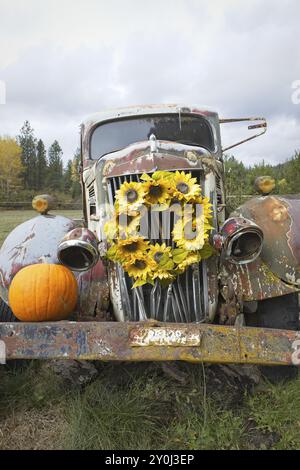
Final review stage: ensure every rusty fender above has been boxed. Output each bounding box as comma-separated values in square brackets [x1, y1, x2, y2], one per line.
[1, 322, 300, 366]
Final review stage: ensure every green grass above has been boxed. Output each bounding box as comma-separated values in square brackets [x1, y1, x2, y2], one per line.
[0, 210, 300, 450]
[1, 361, 300, 450]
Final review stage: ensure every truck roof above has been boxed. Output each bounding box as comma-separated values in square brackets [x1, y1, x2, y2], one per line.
[81, 104, 219, 128]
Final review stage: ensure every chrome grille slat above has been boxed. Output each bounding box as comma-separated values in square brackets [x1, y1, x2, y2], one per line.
[117, 264, 132, 319]
[192, 264, 203, 322]
[185, 270, 191, 318]
[176, 277, 189, 323]
[172, 283, 185, 322]
[163, 285, 173, 322]
[135, 287, 147, 320]
[201, 260, 209, 319]
[112, 178, 118, 197]
[150, 280, 162, 320]
[171, 294, 180, 322]
[107, 180, 115, 207]
[133, 286, 138, 321]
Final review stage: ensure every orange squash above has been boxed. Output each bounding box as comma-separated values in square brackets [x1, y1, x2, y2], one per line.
[9, 264, 78, 322]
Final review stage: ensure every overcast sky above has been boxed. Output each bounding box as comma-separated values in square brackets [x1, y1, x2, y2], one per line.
[0, 0, 299, 165]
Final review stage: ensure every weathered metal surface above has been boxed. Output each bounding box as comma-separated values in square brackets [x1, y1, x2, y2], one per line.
[77, 259, 110, 320]
[100, 143, 207, 179]
[1, 321, 300, 366]
[222, 257, 298, 302]
[0, 215, 77, 304]
[233, 195, 300, 286]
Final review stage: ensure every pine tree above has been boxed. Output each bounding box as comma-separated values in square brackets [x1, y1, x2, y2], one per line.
[70, 147, 82, 198]
[36, 139, 48, 190]
[17, 121, 37, 189]
[63, 160, 73, 192]
[47, 140, 63, 190]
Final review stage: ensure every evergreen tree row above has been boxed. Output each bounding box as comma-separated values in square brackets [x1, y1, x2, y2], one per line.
[16, 121, 81, 198]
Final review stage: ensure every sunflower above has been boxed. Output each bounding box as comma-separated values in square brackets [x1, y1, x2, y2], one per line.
[190, 196, 213, 222]
[170, 171, 201, 202]
[114, 237, 149, 262]
[148, 243, 175, 283]
[116, 181, 146, 214]
[172, 215, 209, 251]
[123, 254, 156, 285]
[104, 213, 140, 241]
[149, 243, 172, 263]
[141, 173, 171, 206]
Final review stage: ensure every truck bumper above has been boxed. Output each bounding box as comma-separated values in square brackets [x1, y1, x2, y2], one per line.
[0, 321, 300, 365]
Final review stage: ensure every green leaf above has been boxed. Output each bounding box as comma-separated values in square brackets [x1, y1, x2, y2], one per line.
[132, 278, 148, 288]
[152, 170, 173, 181]
[172, 248, 188, 264]
[159, 258, 175, 270]
[140, 173, 151, 181]
[107, 244, 118, 260]
[199, 243, 216, 259]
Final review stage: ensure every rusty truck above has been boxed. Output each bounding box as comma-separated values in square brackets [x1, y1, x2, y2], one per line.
[0, 104, 300, 380]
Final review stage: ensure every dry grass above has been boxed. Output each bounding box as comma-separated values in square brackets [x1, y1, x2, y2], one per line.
[0, 361, 296, 450]
[0, 406, 67, 450]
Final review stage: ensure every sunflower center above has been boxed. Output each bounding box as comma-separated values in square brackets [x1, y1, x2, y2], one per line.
[176, 182, 189, 194]
[149, 185, 163, 197]
[125, 242, 138, 252]
[126, 189, 138, 203]
[134, 260, 146, 270]
[154, 252, 164, 263]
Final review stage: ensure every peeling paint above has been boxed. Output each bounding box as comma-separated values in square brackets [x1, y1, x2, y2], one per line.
[0, 321, 299, 365]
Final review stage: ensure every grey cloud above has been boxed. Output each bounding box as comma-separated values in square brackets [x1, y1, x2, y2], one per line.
[0, 0, 299, 164]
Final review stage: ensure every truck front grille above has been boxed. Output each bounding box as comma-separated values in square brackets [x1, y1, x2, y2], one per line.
[106, 171, 209, 323]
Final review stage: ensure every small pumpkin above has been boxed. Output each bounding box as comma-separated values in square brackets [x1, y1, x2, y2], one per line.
[9, 264, 78, 322]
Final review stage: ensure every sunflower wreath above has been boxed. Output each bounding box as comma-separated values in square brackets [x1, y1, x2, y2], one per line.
[105, 170, 215, 288]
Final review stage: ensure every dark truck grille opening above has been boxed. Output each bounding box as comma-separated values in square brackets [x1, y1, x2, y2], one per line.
[107, 171, 210, 323]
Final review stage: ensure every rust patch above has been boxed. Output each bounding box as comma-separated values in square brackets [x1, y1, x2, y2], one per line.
[77, 259, 109, 320]
[270, 200, 289, 222]
[0, 321, 299, 366]
[222, 257, 298, 301]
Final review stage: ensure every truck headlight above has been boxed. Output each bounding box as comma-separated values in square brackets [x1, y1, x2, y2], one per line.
[214, 217, 263, 265]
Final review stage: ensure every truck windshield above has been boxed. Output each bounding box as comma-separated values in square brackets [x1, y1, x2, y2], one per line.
[90, 114, 214, 159]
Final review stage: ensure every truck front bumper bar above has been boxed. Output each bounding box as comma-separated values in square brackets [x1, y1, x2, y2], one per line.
[0, 321, 300, 365]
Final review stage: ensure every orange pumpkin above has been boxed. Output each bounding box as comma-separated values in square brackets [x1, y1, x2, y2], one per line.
[9, 264, 78, 322]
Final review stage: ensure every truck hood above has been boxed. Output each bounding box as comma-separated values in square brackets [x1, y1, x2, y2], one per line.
[82, 140, 216, 185]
